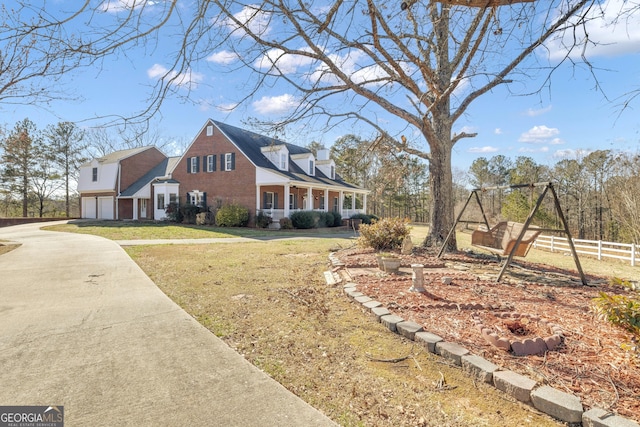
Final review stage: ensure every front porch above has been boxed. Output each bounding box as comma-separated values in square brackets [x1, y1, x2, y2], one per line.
[256, 183, 368, 225]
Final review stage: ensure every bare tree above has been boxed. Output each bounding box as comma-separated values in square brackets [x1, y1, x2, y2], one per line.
[3, 0, 612, 248]
[204, 0, 599, 248]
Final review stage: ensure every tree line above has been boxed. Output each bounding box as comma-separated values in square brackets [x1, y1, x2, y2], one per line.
[0, 118, 188, 218]
[2, 118, 638, 246]
[328, 136, 640, 245]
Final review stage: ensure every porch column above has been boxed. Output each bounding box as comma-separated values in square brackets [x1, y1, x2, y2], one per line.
[339, 190, 344, 216]
[256, 186, 261, 212]
[363, 193, 367, 213]
[323, 188, 329, 212]
[307, 187, 313, 210]
[133, 198, 138, 220]
[284, 184, 290, 217]
[352, 191, 356, 211]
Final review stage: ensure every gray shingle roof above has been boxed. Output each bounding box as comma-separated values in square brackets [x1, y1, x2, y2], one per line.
[213, 121, 362, 190]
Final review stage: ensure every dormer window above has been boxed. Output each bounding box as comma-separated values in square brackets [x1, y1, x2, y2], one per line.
[309, 159, 315, 175]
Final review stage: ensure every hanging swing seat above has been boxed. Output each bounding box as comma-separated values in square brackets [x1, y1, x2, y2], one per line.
[471, 221, 541, 257]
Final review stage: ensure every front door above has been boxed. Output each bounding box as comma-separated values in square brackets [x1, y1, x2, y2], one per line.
[140, 199, 147, 218]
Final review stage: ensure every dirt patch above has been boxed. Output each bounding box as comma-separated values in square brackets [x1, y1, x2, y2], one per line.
[334, 246, 640, 422]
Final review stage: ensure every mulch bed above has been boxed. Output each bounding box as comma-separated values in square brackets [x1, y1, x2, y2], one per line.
[334, 247, 640, 422]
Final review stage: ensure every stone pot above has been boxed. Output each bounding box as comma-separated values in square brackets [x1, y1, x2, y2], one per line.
[382, 257, 401, 273]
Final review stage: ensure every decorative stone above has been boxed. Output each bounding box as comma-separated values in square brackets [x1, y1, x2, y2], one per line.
[415, 331, 443, 353]
[409, 264, 426, 292]
[461, 355, 500, 383]
[441, 277, 453, 285]
[382, 257, 401, 274]
[493, 370, 536, 403]
[401, 236, 413, 254]
[396, 321, 424, 340]
[371, 306, 391, 321]
[362, 300, 382, 310]
[531, 385, 583, 423]
[380, 314, 404, 332]
[582, 407, 640, 427]
[435, 342, 469, 366]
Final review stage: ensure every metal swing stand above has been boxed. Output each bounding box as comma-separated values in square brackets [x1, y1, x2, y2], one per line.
[437, 182, 588, 285]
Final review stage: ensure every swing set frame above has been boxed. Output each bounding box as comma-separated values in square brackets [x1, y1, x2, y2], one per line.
[437, 181, 588, 285]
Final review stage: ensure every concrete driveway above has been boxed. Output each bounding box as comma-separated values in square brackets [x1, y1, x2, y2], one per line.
[0, 222, 336, 426]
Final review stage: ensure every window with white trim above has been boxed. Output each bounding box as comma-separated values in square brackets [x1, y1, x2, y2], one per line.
[224, 153, 234, 171]
[330, 165, 335, 179]
[157, 193, 165, 210]
[264, 192, 274, 209]
[309, 159, 315, 175]
[319, 194, 325, 210]
[190, 157, 198, 173]
[92, 167, 98, 182]
[206, 125, 214, 136]
[279, 153, 287, 170]
[207, 155, 215, 172]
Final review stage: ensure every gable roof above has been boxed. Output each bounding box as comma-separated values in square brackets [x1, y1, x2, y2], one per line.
[119, 156, 179, 197]
[212, 121, 363, 190]
[81, 146, 154, 167]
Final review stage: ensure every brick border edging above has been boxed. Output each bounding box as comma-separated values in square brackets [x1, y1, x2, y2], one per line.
[325, 253, 639, 427]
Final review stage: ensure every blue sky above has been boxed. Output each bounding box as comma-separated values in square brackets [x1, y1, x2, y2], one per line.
[3, 0, 639, 172]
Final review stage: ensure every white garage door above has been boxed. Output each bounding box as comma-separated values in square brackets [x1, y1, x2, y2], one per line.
[98, 197, 114, 220]
[81, 197, 97, 219]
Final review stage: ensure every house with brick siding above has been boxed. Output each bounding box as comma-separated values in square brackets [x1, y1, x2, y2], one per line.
[77, 146, 172, 220]
[78, 120, 368, 224]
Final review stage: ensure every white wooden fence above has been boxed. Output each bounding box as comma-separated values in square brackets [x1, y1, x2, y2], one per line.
[533, 235, 639, 267]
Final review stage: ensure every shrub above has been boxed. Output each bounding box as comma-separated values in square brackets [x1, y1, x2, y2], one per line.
[279, 217, 293, 229]
[357, 217, 412, 251]
[180, 204, 201, 224]
[350, 213, 378, 225]
[332, 212, 342, 227]
[255, 211, 272, 228]
[290, 211, 316, 229]
[215, 203, 249, 227]
[592, 279, 640, 356]
[165, 202, 182, 223]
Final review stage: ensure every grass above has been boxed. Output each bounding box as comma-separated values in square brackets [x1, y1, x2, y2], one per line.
[43, 220, 353, 241]
[125, 236, 562, 426]
[28, 220, 638, 425]
[409, 224, 638, 282]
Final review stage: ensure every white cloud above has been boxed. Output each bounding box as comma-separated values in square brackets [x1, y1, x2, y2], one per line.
[207, 51, 240, 65]
[255, 48, 316, 74]
[309, 50, 405, 87]
[525, 105, 552, 117]
[468, 146, 499, 153]
[224, 5, 272, 37]
[553, 148, 592, 159]
[518, 125, 562, 144]
[147, 64, 203, 89]
[494, 128, 503, 135]
[546, 0, 640, 60]
[519, 146, 550, 153]
[252, 94, 300, 114]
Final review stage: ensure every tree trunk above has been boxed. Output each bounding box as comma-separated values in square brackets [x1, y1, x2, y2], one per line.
[424, 137, 456, 250]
